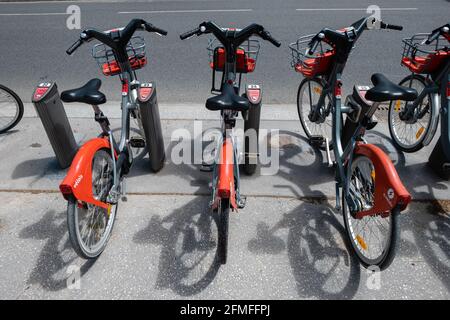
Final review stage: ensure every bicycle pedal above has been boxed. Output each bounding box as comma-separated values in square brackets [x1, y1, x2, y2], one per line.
[309, 135, 325, 146]
[129, 136, 146, 148]
[237, 196, 247, 209]
[200, 164, 213, 172]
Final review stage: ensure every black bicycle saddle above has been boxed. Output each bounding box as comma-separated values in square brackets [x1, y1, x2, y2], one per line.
[61, 78, 107, 105]
[206, 82, 250, 112]
[365, 73, 417, 102]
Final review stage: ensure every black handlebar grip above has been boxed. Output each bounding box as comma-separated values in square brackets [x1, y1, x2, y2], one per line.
[268, 37, 281, 47]
[262, 31, 281, 47]
[180, 28, 200, 40]
[386, 24, 403, 31]
[66, 39, 83, 55]
[144, 22, 168, 36]
[380, 22, 403, 31]
[152, 26, 168, 36]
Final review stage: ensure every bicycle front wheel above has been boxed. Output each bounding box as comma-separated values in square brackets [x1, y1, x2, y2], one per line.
[343, 155, 399, 270]
[297, 78, 333, 150]
[0, 85, 24, 134]
[67, 149, 118, 259]
[388, 75, 435, 153]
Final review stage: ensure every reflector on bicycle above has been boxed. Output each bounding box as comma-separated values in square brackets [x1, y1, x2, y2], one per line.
[416, 127, 425, 139]
[356, 235, 368, 251]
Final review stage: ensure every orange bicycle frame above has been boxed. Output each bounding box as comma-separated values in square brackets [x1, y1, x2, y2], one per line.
[212, 137, 238, 210]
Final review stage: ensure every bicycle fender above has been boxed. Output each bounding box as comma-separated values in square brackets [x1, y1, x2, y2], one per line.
[59, 137, 112, 209]
[354, 142, 411, 218]
[214, 138, 237, 210]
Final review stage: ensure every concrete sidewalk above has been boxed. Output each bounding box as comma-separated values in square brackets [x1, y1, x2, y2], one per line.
[0, 103, 449, 299]
[7, 103, 450, 201]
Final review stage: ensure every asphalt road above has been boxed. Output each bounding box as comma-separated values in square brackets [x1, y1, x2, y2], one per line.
[0, 0, 449, 103]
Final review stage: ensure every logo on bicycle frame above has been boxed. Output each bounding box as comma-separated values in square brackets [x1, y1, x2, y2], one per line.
[74, 175, 83, 189]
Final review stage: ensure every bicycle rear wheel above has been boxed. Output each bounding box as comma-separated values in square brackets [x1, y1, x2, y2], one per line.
[217, 198, 230, 264]
[343, 155, 399, 270]
[0, 85, 23, 134]
[388, 75, 435, 153]
[67, 149, 118, 259]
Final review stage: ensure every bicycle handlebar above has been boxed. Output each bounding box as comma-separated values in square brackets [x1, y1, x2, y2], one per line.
[424, 23, 450, 45]
[179, 21, 281, 47]
[66, 18, 167, 55]
[307, 17, 402, 55]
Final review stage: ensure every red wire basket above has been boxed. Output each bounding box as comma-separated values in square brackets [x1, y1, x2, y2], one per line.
[92, 36, 147, 76]
[207, 38, 260, 74]
[289, 34, 335, 78]
[401, 33, 449, 74]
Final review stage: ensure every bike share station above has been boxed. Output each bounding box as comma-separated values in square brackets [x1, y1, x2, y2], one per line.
[31, 80, 164, 171]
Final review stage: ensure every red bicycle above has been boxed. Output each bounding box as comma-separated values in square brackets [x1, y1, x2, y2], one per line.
[59, 19, 167, 259]
[180, 22, 280, 264]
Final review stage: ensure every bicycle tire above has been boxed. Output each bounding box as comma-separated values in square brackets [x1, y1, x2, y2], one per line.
[67, 149, 118, 259]
[342, 155, 399, 270]
[217, 198, 230, 264]
[297, 77, 333, 150]
[0, 85, 24, 134]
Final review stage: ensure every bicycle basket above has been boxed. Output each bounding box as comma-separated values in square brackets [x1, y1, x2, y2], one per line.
[92, 36, 147, 76]
[289, 34, 335, 78]
[207, 38, 260, 73]
[401, 33, 450, 74]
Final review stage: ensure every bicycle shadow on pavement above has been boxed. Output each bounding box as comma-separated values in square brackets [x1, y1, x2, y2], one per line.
[12, 156, 62, 181]
[133, 196, 221, 296]
[19, 209, 95, 292]
[127, 131, 215, 195]
[248, 201, 361, 299]
[407, 201, 450, 292]
[246, 130, 361, 299]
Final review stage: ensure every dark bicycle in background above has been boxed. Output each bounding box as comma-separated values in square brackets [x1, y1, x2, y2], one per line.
[0, 84, 23, 134]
